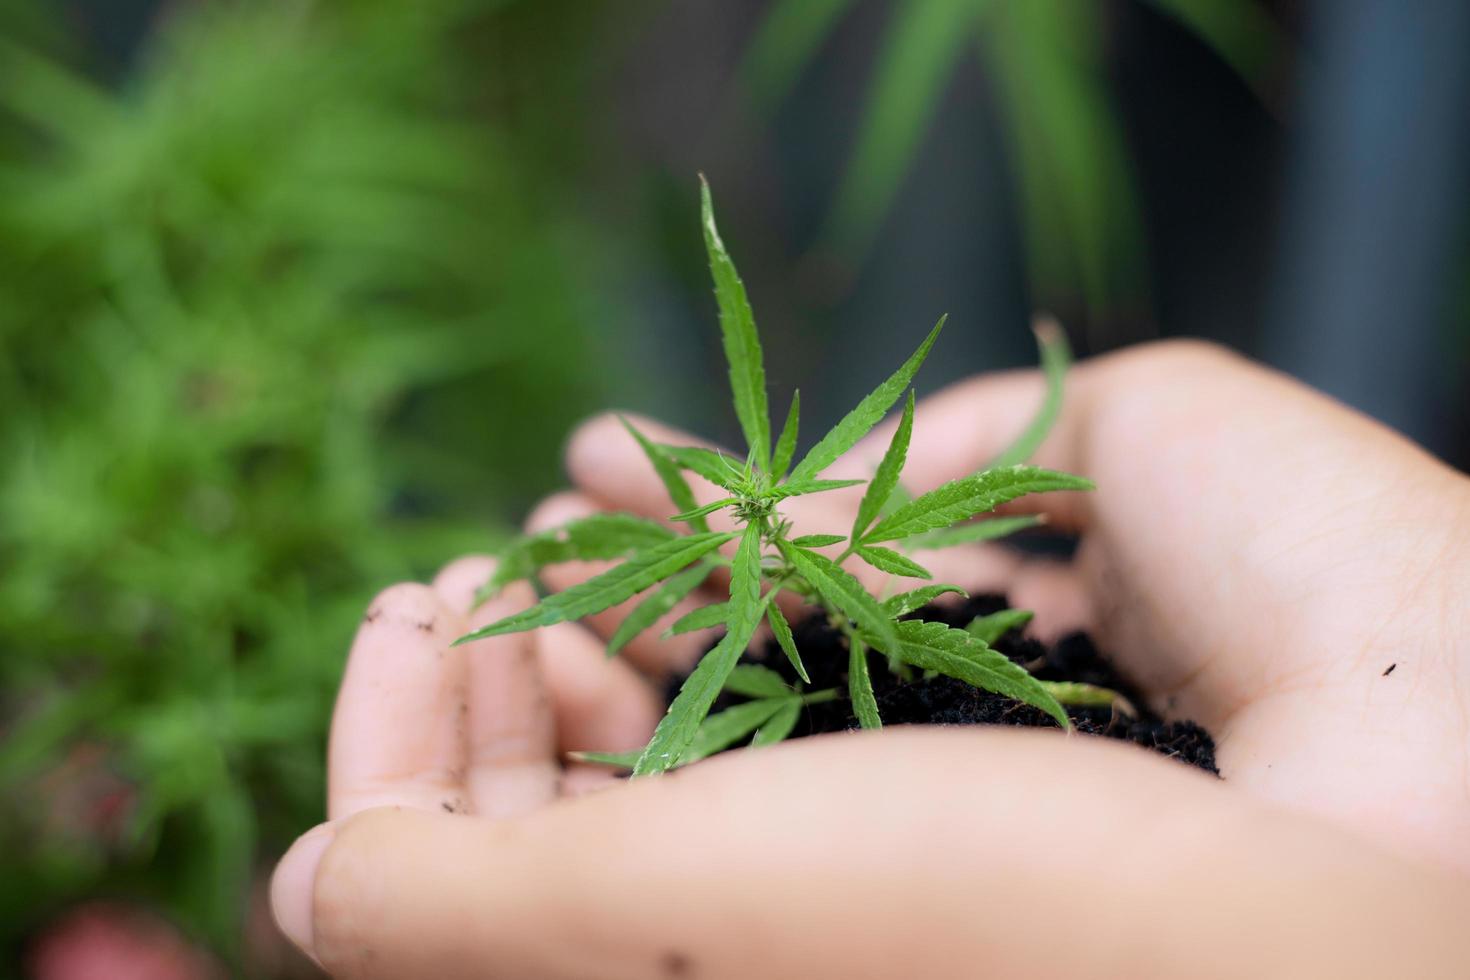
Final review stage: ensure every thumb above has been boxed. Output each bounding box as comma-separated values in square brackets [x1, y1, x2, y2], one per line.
[271, 729, 1470, 979]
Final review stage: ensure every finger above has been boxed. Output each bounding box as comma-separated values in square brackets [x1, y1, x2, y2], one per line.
[430, 554, 497, 616]
[459, 574, 560, 819]
[533, 620, 660, 755]
[281, 729, 1470, 979]
[328, 584, 469, 820]
[525, 491, 727, 674]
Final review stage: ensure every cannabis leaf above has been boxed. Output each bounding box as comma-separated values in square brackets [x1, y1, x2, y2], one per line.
[456, 531, 734, 642]
[966, 608, 1033, 646]
[788, 315, 944, 482]
[865, 466, 1093, 543]
[855, 545, 932, 579]
[852, 389, 914, 540]
[881, 584, 967, 618]
[778, 540, 898, 655]
[635, 520, 765, 775]
[479, 513, 678, 599]
[989, 318, 1070, 468]
[771, 391, 800, 479]
[606, 563, 714, 657]
[620, 417, 710, 532]
[724, 664, 795, 699]
[902, 514, 1044, 550]
[765, 601, 811, 683]
[665, 601, 730, 636]
[701, 175, 771, 472]
[848, 638, 882, 730]
[876, 620, 1069, 728]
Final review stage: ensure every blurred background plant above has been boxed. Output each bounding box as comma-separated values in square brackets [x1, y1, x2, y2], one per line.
[1, 0, 1466, 976]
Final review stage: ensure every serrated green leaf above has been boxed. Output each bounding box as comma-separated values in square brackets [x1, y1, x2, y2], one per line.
[769, 478, 865, 499]
[772, 390, 800, 479]
[701, 177, 770, 472]
[479, 513, 680, 600]
[606, 563, 714, 658]
[878, 620, 1069, 728]
[455, 531, 735, 643]
[881, 584, 968, 618]
[848, 637, 881, 729]
[990, 319, 1071, 468]
[660, 444, 746, 492]
[789, 315, 945, 482]
[664, 601, 730, 637]
[765, 602, 811, 683]
[620, 416, 709, 533]
[790, 533, 845, 548]
[852, 389, 914, 541]
[635, 521, 766, 775]
[903, 515, 1045, 550]
[751, 700, 803, 746]
[966, 609, 1033, 646]
[724, 664, 794, 699]
[683, 698, 792, 764]
[569, 749, 642, 769]
[856, 545, 932, 579]
[671, 498, 737, 522]
[778, 540, 898, 655]
[866, 466, 1093, 543]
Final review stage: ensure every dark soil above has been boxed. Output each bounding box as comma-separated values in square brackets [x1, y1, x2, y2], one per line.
[670, 594, 1219, 775]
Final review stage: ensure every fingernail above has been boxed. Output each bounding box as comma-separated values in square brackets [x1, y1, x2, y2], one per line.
[270, 823, 334, 965]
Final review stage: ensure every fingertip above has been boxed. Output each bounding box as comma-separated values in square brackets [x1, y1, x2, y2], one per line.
[565, 412, 634, 489]
[270, 823, 334, 967]
[431, 554, 497, 615]
[525, 490, 599, 534]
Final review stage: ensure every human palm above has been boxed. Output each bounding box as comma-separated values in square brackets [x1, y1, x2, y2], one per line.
[272, 341, 1470, 978]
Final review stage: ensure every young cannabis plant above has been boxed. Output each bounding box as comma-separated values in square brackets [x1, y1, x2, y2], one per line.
[455, 178, 1095, 776]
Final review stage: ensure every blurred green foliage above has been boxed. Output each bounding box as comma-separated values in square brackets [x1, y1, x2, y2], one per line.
[743, 0, 1289, 319]
[0, 0, 615, 962]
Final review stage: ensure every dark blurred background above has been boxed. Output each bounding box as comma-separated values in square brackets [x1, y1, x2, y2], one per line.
[1, 0, 1465, 975]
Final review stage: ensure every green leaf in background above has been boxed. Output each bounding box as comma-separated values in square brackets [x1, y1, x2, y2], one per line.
[789, 315, 945, 482]
[664, 601, 730, 637]
[853, 389, 915, 540]
[819, 0, 986, 258]
[989, 318, 1072, 469]
[848, 637, 882, 729]
[771, 390, 800, 479]
[605, 562, 714, 658]
[635, 520, 766, 775]
[766, 601, 811, 684]
[482, 513, 677, 598]
[751, 700, 803, 746]
[966, 608, 1034, 646]
[740, 0, 860, 113]
[855, 546, 932, 580]
[700, 176, 771, 472]
[866, 466, 1093, 543]
[724, 664, 795, 699]
[778, 540, 898, 655]
[881, 584, 968, 618]
[902, 514, 1045, 551]
[790, 533, 846, 548]
[621, 417, 709, 532]
[879, 620, 1069, 728]
[456, 532, 735, 643]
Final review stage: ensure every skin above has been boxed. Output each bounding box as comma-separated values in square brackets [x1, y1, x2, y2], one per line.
[270, 339, 1470, 978]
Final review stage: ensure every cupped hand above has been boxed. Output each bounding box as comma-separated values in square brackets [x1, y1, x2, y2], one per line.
[271, 340, 1470, 978]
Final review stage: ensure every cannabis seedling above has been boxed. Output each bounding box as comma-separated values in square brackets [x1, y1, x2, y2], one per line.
[455, 179, 1096, 776]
